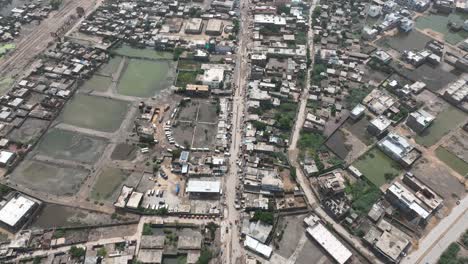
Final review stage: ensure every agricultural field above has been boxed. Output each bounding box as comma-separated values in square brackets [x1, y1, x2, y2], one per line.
[353, 148, 402, 187]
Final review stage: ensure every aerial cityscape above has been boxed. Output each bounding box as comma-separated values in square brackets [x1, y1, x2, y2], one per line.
[0, 0, 466, 263]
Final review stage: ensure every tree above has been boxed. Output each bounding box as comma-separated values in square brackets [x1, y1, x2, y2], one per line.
[252, 211, 274, 225]
[69, 246, 86, 259]
[97, 247, 107, 257]
[196, 248, 213, 264]
[50, 0, 63, 10]
[142, 223, 153, 235]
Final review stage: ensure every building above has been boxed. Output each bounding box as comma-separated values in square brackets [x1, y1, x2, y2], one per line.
[198, 68, 225, 89]
[205, 19, 224, 35]
[377, 133, 421, 167]
[241, 220, 273, 243]
[243, 235, 272, 258]
[306, 223, 352, 264]
[186, 180, 221, 197]
[363, 226, 411, 263]
[253, 14, 287, 26]
[0, 193, 40, 231]
[406, 109, 435, 133]
[399, 17, 414, 32]
[368, 115, 392, 136]
[0, 150, 15, 167]
[318, 170, 346, 196]
[185, 18, 203, 34]
[443, 78, 468, 105]
[368, 5, 382, 17]
[402, 172, 443, 212]
[126, 191, 143, 209]
[350, 104, 366, 120]
[385, 182, 432, 223]
[186, 84, 210, 96]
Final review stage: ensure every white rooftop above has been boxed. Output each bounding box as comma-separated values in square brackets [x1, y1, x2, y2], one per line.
[186, 180, 221, 193]
[243, 235, 273, 258]
[0, 150, 14, 165]
[0, 194, 36, 227]
[306, 223, 352, 264]
[126, 191, 143, 209]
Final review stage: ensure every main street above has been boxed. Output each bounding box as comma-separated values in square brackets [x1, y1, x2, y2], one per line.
[221, 0, 252, 263]
[402, 196, 468, 264]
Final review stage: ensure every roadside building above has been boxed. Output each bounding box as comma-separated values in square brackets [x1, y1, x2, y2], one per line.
[198, 68, 225, 89]
[306, 223, 352, 264]
[186, 84, 210, 97]
[186, 180, 221, 198]
[126, 191, 144, 209]
[406, 109, 435, 133]
[243, 235, 273, 259]
[385, 182, 432, 223]
[363, 226, 410, 263]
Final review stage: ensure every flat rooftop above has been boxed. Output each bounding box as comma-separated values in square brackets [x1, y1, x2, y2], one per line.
[306, 223, 352, 264]
[0, 194, 36, 227]
[186, 180, 221, 193]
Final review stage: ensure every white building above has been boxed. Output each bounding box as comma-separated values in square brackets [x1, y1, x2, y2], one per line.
[306, 223, 352, 264]
[199, 68, 225, 89]
[186, 180, 221, 195]
[0, 150, 15, 167]
[0, 193, 39, 230]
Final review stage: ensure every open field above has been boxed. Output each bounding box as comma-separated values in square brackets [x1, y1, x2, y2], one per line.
[30, 204, 132, 229]
[98, 56, 123, 76]
[410, 157, 466, 208]
[59, 94, 129, 132]
[398, 64, 459, 92]
[435, 147, 468, 176]
[117, 58, 176, 97]
[377, 30, 431, 52]
[90, 167, 130, 201]
[344, 118, 376, 146]
[11, 160, 89, 196]
[36, 128, 107, 164]
[80, 74, 112, 92]
[416, 12, 468, 45]
[193, 123, 217, 148]
[415, 105, 466, 147]
[353, 147, 403, 187]
[111, 143, 137, 161]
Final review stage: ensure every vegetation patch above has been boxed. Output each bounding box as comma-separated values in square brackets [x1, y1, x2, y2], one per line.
[345, 180, 381, 215]
[353, 148, 402, 187]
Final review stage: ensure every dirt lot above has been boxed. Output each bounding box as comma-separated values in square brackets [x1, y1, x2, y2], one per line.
[192, 123, 217, 149]
[410, 157, 466, 208]
[10, 160, 89, 196]
[8, 118, 49, 144]
[343, 117, 376, 146]
[442, 130, 468, 163]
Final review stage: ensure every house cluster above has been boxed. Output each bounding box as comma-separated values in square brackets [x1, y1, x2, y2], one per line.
[0, 3, 52, 43]
[78, 0, 238, 50]
[0, 41, 106, 175]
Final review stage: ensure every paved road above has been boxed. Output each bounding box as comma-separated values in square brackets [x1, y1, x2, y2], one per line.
[221, 1, 251, 263]
[402, 196, 468, 264]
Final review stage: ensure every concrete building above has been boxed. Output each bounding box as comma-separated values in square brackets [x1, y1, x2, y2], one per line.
[205, 19, 224, 35]
[0, 150, 15, 167]
[350, 104, 366, 120]
[377, 133, 421, 167]
[385, 182, 432, 223]
[241, 220, 273, 244]
[363, 226, 410, 263]
[368, 115, 392, 136]
[402, 172, 443, 212]
[243, 235, 273, 258]
[198, 68, 225, 89]
[253, 14, 287, 26]
[126, 191, 144, 209]
[185, 18, 203, 34]
[0, 193, 40, 231]
[306, 223, 352, 264]
[186, 84, 210, 96]
[318, 170, 346, 196]
[186, 180, 221, 197]
[406, 109, 435, 133]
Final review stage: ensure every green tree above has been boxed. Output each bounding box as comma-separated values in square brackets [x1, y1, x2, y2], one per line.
[69, 246, 86, 259]
[97, 247, 107, 257]
[196, 248, 213, 264]
[50, 0, 62, 10]
[142, 223, 153, 235]
[252, 211, 274, 225]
